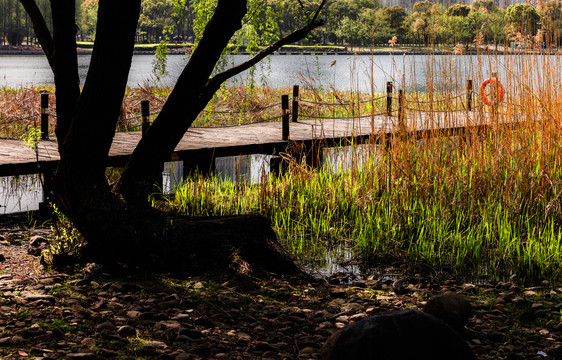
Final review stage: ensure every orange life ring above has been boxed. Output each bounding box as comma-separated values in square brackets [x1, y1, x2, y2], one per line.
[479, 78, 504, 106]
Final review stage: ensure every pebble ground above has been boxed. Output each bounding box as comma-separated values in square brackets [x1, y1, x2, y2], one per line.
[1, 221, 562, 360]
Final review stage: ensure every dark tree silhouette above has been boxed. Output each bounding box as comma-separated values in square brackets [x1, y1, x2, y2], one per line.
[20, 0, 326, 274]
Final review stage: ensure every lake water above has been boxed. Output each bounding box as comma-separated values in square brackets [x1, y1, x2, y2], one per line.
[0, 52, 546, 93]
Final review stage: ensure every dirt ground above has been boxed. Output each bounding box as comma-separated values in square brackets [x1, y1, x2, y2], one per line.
[1, 216, 562, 359]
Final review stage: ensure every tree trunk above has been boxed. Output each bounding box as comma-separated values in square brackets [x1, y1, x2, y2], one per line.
[21, 0, 323, 276]
[50, 0, 80, 148]
[114, 0, 247, 202]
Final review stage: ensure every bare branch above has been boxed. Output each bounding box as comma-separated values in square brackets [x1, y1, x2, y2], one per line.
[204, 0, 327, 97]
[309, 0, 327, 27]
[19, 0, 54, 69]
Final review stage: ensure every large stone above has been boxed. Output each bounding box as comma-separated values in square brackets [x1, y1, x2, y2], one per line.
[29, 235, 49, 247]
[23, 293, 55, 303]
[321, 309, 477, 360]
[423, 292, 471, 333]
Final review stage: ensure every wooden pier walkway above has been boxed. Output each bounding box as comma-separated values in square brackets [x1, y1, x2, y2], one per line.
[0, 110, 502, 177]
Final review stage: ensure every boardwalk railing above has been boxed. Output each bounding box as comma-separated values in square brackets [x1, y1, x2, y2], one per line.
[0, 77, 527, 142]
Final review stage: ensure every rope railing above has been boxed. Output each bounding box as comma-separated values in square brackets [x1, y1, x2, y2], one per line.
[204, 101, 281, 114]
[406, 92, 467, 105]
[194, 114, 285, 129]
[299, 111, 390, 121]
[300, 94, 386, 107]
[1, 78, 550, 142]
[0, 115, 37, 126]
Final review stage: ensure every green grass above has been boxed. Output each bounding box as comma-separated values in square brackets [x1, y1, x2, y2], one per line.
[166, 127, 562, 282]
[76, 42, 192, 51]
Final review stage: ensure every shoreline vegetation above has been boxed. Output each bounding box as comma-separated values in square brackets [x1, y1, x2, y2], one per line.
[3, 49, 562, 284]
[1, 43, 558, 56]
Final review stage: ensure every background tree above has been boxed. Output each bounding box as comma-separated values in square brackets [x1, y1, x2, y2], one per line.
[538, 0, 562, 46]
[369, 6, 406, 44]
[77, 0, 97, 40]
[408, 1, 444, 46]
[486, 9, 507, 49]
[506, 3, 540, 36]
[446, 4, 470, 17]
[138, 0, 175, 43]
[472, 0, 497, 13]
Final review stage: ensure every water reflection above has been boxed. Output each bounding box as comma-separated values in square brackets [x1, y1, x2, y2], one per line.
[0, 175, 42, 214]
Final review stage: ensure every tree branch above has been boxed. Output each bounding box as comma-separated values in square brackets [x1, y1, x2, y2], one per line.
[19, 0, 54, 69]
[204, 0, 327, 95]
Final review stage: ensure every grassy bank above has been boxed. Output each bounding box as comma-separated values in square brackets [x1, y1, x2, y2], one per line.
[3, 49, 562, 282]
[163, 125, 562, 282]
[161, 52, 562, 282]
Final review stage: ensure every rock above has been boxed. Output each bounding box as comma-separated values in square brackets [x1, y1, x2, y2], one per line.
[64, 353, 97, 360]
[423, 292, 471, 333]
[300, 346, 320, 356]
[531, 303, 544, 310]
[340, 303, 365, 314]
[126, 310, 142, 319]
[95, 321, 116, 333]
[330, 287, 347, 298]
[321, 309, 478, 360]
[171, 313, 191, 323]
[505, 354, 525, 360]
[10, 335, 24, 344]
[179, 328, 203, 339]
[392, 280, 409, 295]
[82, 337, 96, 348]
[142, 340, 168, 350]
[51, 326, 66, 340]
[23, 294, 55, 303]
[29, 235, 49, 247]
[22, 323, 46, 338]
[118, 325, 136, 338]
[251, 341, 277, 352]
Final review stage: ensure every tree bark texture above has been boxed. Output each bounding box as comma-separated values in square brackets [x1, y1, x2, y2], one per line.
[50, 0, 80, 149]
[20, 0, 325, 275]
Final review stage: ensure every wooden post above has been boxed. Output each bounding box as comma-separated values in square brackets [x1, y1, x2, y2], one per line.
[386, 82, 393, 116]
[282, 95, 289, 140]
[141, 100, 150, 136]
[466, 79, 473, 111]
[270, 155, 285, 177]
[291, 85, 299, 123]
[40, 93, 49, 140]
[398, 89, 405, 129]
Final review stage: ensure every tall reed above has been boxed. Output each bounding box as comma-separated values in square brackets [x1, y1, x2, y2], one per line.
[169, 48, 562, 282]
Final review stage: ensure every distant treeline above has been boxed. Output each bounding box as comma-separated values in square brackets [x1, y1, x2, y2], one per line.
[1, 0, 561, 49]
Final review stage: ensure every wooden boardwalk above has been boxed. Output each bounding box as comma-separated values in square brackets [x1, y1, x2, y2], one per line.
[0, 110, 504, 177]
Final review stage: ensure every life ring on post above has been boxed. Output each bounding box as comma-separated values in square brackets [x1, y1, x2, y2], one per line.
[479, 77, 504, 106]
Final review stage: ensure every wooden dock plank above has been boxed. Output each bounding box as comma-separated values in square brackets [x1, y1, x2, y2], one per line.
[0, 112, 499, 177]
